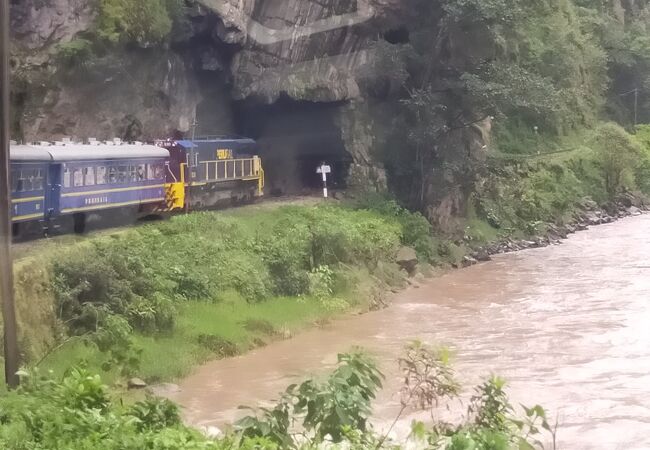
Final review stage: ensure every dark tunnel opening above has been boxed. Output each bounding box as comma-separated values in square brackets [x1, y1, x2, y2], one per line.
[383, 27, 410, 44]
[234, 95, 352, 196]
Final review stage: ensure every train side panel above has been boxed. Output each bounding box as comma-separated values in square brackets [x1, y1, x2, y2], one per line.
[56, 159, 167, 215]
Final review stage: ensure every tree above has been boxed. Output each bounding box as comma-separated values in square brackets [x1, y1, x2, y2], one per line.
[593, 123, 642, 195]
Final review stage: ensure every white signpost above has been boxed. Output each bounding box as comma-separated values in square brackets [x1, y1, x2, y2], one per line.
[316, 164, 332, 198]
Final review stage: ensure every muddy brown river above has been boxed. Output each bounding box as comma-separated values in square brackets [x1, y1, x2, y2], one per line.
[167, 214, 650, 449]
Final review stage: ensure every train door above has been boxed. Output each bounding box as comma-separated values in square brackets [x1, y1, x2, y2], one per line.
[46, 163, 62, 218]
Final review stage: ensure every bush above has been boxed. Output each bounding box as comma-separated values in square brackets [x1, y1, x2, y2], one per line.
[256, 206, 401, 296]
[128, 396, 181, 431]
[0, 369, 214, 450]
[352, 192, 436, 262]
[0, 347, 556, 450]
[55, 39, 94, 67]
[52, 243, 172, 335]
[592, 122, 642, 196]
[633, 124, 650, 194]
[236, 350, 384, 445]
[97, 0, 174, 45]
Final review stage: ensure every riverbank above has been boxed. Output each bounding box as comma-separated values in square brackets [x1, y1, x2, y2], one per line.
[6, 183, 648, 387]
[469, 193, 648, 261]
[9, 202, 429, 384]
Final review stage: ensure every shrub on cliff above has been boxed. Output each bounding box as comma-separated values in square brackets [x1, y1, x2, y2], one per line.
[97, 0, 175, 46]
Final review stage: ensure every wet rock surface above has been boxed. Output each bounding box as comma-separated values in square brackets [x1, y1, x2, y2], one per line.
[128, 378, 148, 389]
[474, 195, 649, 258]
[396, 246, 418, 275]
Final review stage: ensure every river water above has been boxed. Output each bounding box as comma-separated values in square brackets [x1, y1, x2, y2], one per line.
[167, 215, 650, 449]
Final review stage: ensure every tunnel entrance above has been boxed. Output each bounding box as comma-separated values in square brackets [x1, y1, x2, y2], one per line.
[234, 95, 352, 196]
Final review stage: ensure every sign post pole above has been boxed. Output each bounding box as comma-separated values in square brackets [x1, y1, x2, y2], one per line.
[0, 0, 20, 388]
[316, 163, 331, 199]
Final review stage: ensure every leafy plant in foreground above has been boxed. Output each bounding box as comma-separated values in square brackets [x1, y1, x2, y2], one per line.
[236, 350, 384, 446]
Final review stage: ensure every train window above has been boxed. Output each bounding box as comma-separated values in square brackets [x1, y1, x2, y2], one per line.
[136, 164, 146, 181]
[16, 171, 26, 192]
[84, 167, 96, 186]
[33, 169, 44, 191]
[117, 166, 127, 183]
[21, 170, 33, 192]
[108, 167, 117, 184]
[63, 167, 71, 188]
[128, 165, 137, 182]
[10, 170, 18, 193]
[147, 164, 156, 180]
[154, 164, 164, 179]
[96, 166, 106, 185]
[73, 169, 84, 187]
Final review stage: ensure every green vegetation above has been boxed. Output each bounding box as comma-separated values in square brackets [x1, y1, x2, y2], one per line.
[53, 0, 186, 65]
[443, 121, 650, 240]
[96, 0, 178, 45]
[593, 123, 642, 195]
[11, 204, 422, 383]
[0, 368, 214, 449]
[54, 39, 95, 67]
[368, 0, 650, 218]
[0, 348, 555, 449]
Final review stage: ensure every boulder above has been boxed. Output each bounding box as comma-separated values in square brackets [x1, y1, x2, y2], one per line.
[615, 192, 637, 208]
[471, 249, 491, 262]
[584, 212, 601, 226]
[546, 224, 567, 239]
[128, 378, 147, 389]
[461, 256, 478, 268]
[627, 206, 642, 216]
[600, 201, 618, 217]
[580, 197, 598, 211]
[396, 246, 418, 275]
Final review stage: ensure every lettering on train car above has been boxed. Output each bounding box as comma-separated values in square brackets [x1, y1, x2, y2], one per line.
[84, 197, 109, 205]
[216, 149, 233, 160]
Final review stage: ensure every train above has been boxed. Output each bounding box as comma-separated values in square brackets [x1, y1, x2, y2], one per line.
[9, 136, 264, 235]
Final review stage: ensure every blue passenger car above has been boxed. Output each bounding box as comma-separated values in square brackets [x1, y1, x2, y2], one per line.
[10, 142, 170, 234]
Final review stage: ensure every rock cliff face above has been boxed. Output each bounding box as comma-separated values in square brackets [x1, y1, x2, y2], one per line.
[10, 0, 202, 140]
[10, 0, 415, 194]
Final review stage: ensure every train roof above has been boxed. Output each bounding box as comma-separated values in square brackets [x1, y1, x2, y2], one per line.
[174, 138, 257, 149]
[192, 138, 256, 145]
[10, 143, 169, 162]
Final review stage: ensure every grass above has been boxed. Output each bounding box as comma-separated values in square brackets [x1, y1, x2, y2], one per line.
[38, 292, 358, 384]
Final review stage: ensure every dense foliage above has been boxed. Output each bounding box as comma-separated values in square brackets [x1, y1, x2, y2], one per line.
[97, 0, 176, 45]
[52, 205, 402, 335]
[367, 0, 650, 217]
[30, 205, 418, 379]
[0, 368, 213, 450]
